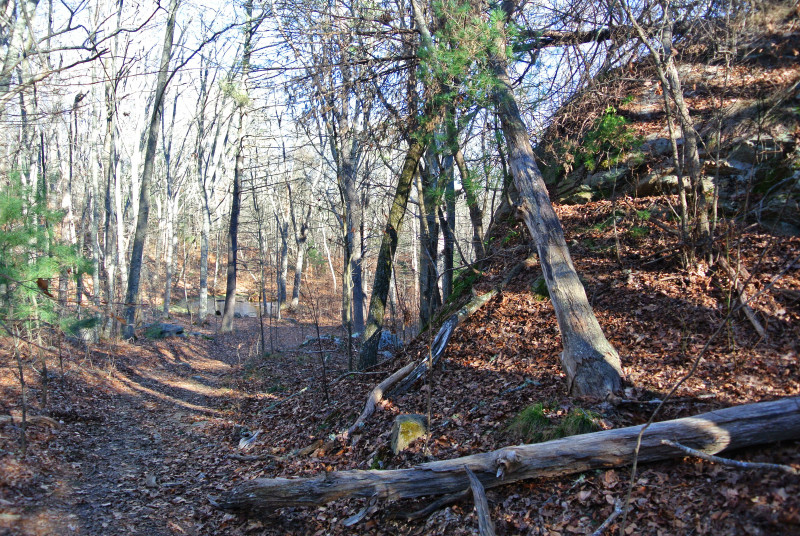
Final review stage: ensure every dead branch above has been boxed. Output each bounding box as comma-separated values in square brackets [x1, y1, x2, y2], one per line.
[660, 439, 798, 475]
[264, 386, 308, 411]
[391, 489, 472, 521]
[590, 500, 623, 536]
[390, 255, 534, 396]
[228, 453, 277, 462]
[344, 256, 533, 439]
[717, 256, 767, 340]
[0, 414, 61, 428]
[346, 362, 415, 437]
[466, 466, 496, 536]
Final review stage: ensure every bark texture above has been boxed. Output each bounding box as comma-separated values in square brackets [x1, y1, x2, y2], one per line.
[358, 138, 425, 369]
[489, 21, 622, 397]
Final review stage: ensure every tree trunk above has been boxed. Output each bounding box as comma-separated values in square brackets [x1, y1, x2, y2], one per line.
[102, 78, 118, 335]
[162, 198, 176, 317]
[161, 86, 182, 319]
[219, 133, 243, 332]
[454, 144, 484, 262]
[343, 142, 365, 333]
[660, 25, 710, 256]
[89, 63, 102, 338]
[321, 225, 337, 292]
[290, 208, 310, 308]
[489, 18, 622, 398]
[122, 0, 179, 338]
[277, 217, 289, 305]
[195, 79, 229, 322]
[358, 138, 425, 369]
[619, 0, 710, 264]
[199, 185, 211, 321]
[217, 397, 800, 512]
[442, 152, 455, 301]
[219, 0, 253, 333]
[417, 157, 441, 327]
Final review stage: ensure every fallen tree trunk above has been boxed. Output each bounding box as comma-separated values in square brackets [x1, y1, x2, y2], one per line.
[0, 413, 61, 428]
[217, 397, 800, 512]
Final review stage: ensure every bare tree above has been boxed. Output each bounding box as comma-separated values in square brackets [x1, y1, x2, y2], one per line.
[123, 0, 180, 339]
[195, 48, 233, 323]
[220, 0, 255, 333]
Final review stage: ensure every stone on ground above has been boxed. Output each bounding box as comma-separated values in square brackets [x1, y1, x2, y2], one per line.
[390, 414, 428, 454]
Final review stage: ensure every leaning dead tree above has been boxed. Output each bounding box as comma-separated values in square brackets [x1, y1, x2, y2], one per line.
[217, 397, 800, 512]
[389, 256, 534, 397]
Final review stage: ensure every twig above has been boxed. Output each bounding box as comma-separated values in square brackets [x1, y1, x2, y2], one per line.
[332, 370, 386, 383]
[647, 216, 681, 236]
[661, 439, 798, 475]
[263, 386, 308, 412]
[500, 378, 537, 395]
[227, 453, 276, 462]
[591, 500, 623, 536]
[0, 319, 60, 356]
[717, 256, 767, 341]
[342, 495, 379, 527]
[617, 395, 716, 405]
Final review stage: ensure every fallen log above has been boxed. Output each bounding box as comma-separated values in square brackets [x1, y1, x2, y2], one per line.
[0, 414, 61, 428]
[217, 397, 800, 512]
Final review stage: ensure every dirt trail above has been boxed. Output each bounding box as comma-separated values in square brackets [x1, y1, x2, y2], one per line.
[2, 318, 332, 536]
[37, 343, 236, 535]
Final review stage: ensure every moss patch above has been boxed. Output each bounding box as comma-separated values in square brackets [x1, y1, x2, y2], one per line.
[507, 403, 602, 444]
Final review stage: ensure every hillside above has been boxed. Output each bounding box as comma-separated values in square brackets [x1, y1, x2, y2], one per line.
[2, 197, 798, 535]
[537, 1, 800, 238]
[2, 4, 800, 536]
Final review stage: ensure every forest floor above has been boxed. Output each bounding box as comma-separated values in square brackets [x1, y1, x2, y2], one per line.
[1, 197, 799, 535]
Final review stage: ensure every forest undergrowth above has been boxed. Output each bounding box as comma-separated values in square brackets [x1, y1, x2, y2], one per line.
[1, 198, 799, 535]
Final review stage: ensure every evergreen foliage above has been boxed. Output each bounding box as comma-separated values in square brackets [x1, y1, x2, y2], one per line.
[579, 106, 642, 172]
[0, 177, 92, 332]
